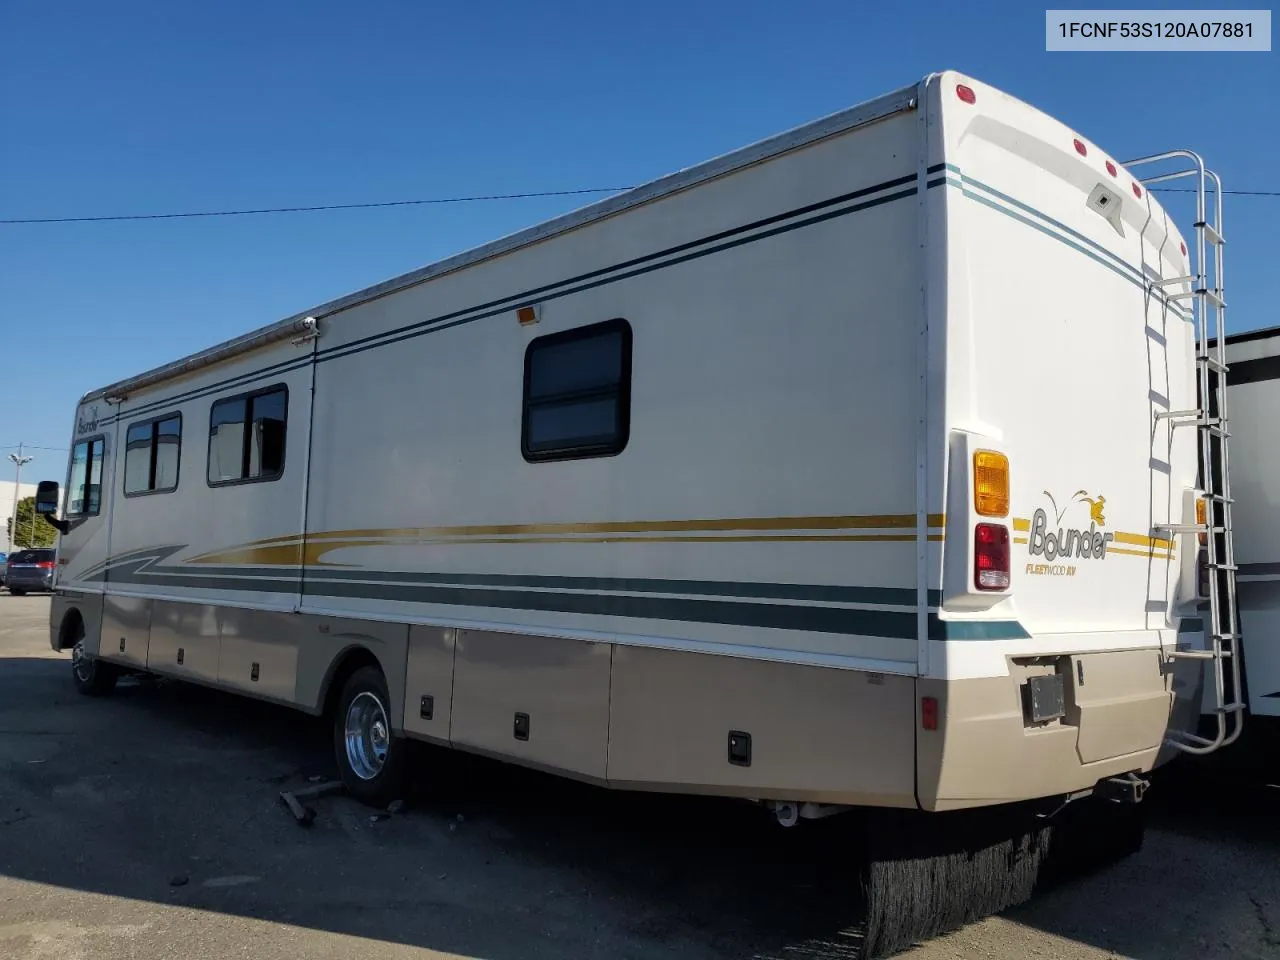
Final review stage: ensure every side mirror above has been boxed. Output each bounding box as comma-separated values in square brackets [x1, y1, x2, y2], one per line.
[35, 481, 70, 535]
[35, 481, 60, 519]
[35, 481, 60, 516]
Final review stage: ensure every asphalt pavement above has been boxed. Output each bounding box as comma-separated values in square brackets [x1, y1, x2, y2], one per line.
[1, 594, 1277, 960]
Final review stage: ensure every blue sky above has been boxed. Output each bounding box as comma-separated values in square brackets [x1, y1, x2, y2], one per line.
[2, 1, 1276, 464]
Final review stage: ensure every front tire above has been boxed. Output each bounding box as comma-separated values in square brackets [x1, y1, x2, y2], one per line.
[71, 632, 118, 696]
[333, 665, 410, 808]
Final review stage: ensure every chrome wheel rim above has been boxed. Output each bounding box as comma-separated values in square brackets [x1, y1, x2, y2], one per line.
[72, 639, 93, 683]
[344, 691, 389, 781]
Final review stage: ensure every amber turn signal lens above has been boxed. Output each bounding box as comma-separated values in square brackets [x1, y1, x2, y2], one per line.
[973, 451, 1010, 517]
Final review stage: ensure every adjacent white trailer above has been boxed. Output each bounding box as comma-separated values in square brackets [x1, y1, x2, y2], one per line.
[1215, 328, 1280, 720]
[39, 71, 1228, 956]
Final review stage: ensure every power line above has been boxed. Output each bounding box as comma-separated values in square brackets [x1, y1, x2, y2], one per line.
[0, 187, 636, 225]
[1, 183, 1274, 226]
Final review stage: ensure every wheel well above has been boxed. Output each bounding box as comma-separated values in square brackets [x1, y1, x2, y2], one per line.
[320, 646, 382, 720]
[58, 608, 85, 650]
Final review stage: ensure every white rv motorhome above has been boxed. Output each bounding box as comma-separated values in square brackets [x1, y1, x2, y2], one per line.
[38, 71, 1231, 957]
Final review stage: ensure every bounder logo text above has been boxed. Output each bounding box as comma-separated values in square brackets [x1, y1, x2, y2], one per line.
[1027, 490, 1114, 574]
[77, 404, 100, 436]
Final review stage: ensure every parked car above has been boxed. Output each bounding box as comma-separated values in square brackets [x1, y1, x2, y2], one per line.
[5, 548, 56, 595]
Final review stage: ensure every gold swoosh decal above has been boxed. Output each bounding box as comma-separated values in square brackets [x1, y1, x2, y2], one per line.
[187, 513, 948, 565]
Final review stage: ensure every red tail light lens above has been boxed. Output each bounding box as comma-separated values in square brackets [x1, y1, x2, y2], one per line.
[974, 523, 1010, 591]
[921, 696, 939, 731]
[956, 84, 976, 104]
[36, 561, 56, 570]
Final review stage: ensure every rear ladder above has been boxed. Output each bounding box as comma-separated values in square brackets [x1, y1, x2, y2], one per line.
[1127, 150, 1243, 754]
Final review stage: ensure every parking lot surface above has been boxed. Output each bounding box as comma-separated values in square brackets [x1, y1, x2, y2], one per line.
[1, 594, 1277, 960]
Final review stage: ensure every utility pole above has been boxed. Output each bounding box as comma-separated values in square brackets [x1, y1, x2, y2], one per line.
[8, 444, 33, 552]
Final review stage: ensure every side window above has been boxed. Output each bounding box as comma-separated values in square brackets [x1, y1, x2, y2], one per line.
[522, 318, 632, 462]
[66, 437, 106, 516]
[124, 414, 182, 496]
[208, 385, 288, 485]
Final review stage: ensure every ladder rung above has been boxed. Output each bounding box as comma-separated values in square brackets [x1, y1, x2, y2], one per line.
[1154, 409, 1215, 423]
[1207, 562, 1239, 571]
[1203, 493, 1234, 503]
[1198, 288, 1227, 310]
[1195, 221, 1225, 246]
[1171, 649, 1235, 661]
[1204, 425, 1230, 439]
[1155, 523, 1224, 534]
[1198, 355, 1229, 373]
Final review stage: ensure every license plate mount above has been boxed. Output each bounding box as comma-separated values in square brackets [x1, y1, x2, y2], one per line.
[1022, 674, 1066, 724]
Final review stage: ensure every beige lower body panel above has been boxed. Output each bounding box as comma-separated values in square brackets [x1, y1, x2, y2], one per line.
[606, 645, 917, 806]
[401, 624, 455, 741]
[450, 630, 613, 781]
[293, 616, 410, 721]
[50, 591, 104, 654]
[148, 600, 220, 682]
[404, 637, 919, 806]
[56, 593, 1194, 814]
[98, 594, 152, 669]
[917, 648, 1178, 812]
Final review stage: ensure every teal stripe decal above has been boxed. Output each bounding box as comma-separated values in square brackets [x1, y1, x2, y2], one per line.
[964, 190, 1156, 297]
[930, 619, 1031, 641]
[929, 170, 1191, 321]
[961, 174, 1147, 286]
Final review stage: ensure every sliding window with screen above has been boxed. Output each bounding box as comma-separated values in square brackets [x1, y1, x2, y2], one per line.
[521, 318, 632, 462]
[124, 414, 182, 496]
[207, 385, 288, 486]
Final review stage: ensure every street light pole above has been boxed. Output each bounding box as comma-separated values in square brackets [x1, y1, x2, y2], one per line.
[8, 444, 34, 552]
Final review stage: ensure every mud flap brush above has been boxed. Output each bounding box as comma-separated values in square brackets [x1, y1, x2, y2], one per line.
[856, 804, 1052, 957]
[851, 795, 1145, 958]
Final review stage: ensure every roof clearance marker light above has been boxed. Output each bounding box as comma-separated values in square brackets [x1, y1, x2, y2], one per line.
[1106, 161, 1117, 177]
[921, 696, 939, 731]
[1132, 183, 1143, 198]
[1074, 139, 1087, 156]
[956, 84, 976, 104]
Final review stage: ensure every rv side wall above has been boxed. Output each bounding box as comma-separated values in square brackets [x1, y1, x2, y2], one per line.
[53, 103, 930, 808]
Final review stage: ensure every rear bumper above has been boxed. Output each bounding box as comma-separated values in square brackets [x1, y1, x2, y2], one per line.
[5, 573, 54, 591]
[917, 644, 1192, 811]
